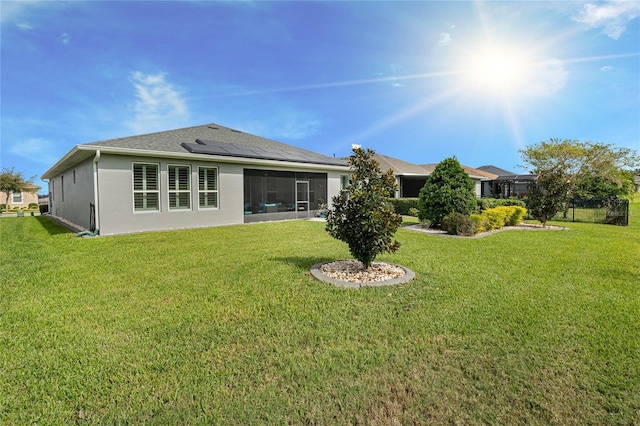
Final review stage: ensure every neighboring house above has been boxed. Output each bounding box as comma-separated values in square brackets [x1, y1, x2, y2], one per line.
[371, 154, 498, 198]
[42, 123, 349, 235]
[477, 165, 537, 198]
[4, 184, 39, 208]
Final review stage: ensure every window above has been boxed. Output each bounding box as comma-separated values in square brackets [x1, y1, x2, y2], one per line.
[198, 167, 218, 209]
[340, 175, 349, 190]
[133, 163, 159, 211]
[12, 191, 22, 203]
[168, 165, 191, 210]
[73, 170, 76, 184]
[61, 175, 64, 202]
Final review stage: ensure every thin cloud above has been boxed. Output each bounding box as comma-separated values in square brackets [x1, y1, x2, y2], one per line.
[9, 138, 60, 165]
[58, 33, 70, 45]
[239, 111, 322, 141]
[438, 32, 452, 46]
[127, 71, 190, 134]
[573, 0, 640, 39]
[524, 59, 568, 98]
[16, 22, 33, 31]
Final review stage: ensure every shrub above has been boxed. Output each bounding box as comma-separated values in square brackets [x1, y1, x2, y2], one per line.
[418, 157, 477, 226]
[470, 214, 486, 233]
[408, 207, 419, 217]
[482, 207, 509, 230]
[326, 147, 402, 268]
[477, 198, 526, 211]
[505, 206, 527, 226]
[388, 198, 419, 215]
[442, 212, 475, 236]
[28, 203, 39, 209]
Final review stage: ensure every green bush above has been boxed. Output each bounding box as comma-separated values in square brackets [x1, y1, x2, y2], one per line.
[418, 157, 477, 225]
[442, 212, 475, 236]
[28, 202, 39, 209]
[408, 207, 419, 217]
[478, 198, 526, 211]
[388, 198, 419, 215]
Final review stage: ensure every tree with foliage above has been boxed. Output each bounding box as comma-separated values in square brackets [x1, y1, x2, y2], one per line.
[0, 167, 37, 209]
[520, 139, 639, 225]
[418, 157, 477, 226]
[326, 147, 402, 269]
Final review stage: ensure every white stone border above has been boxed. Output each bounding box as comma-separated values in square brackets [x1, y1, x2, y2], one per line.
[310, 261, 415, 289]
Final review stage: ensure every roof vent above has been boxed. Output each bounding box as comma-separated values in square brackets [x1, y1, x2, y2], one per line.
[208, 125, 219, 130]
[230, 129, 242, 133]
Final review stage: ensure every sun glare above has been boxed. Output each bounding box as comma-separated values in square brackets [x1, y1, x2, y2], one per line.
[465, 45, 532, 94]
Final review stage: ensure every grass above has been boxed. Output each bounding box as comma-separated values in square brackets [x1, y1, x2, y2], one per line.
[1, 200, 639, 424]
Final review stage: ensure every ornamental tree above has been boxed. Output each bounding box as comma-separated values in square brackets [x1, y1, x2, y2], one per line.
[418, 157, 477, 226]
[326, 147, 402, 269]
[519, 139, 639, 225]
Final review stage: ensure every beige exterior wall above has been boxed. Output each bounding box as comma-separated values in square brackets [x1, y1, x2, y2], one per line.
[6, 186, 39, 208]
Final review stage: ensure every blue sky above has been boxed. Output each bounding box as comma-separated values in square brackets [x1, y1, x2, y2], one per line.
[2, 1, 639, 192]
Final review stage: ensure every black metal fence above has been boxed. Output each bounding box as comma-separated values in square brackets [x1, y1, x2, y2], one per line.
[532, 198, 630, 226]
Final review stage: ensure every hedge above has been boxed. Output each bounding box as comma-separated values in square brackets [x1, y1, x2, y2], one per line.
[477, 198, 526, 211]
[388, 198, 419, 215]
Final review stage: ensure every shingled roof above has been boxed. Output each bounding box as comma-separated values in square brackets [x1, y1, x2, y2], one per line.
[43, 123, 347, 178]
[87, 123, 345, 165]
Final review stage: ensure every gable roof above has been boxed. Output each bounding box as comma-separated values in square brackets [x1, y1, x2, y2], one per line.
[477, 164, 536, 181]
[373, 153, 432, 176]
[420, 163, 498, 180]
[477, 165, 517, 177]
[43, 123, 347, 178]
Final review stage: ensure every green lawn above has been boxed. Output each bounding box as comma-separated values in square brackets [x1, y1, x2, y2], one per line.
[1, 201, 639, 424]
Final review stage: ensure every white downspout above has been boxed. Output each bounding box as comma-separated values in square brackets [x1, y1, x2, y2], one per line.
[93, 150, 101, 232]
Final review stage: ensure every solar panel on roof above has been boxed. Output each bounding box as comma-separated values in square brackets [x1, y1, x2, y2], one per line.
[181, 140, 346, 166]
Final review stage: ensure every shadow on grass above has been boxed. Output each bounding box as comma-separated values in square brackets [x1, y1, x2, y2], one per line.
[271, 256, 332, 271]
[35, 216, 75, 236]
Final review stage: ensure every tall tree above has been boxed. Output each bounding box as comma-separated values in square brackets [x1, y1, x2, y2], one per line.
[519, 139, 639, 225]
[418, 157, 477, 226]
[326, 147, 402, 269]
[0, 167, 37, 208]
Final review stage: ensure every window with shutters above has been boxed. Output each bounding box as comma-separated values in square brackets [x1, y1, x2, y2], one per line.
[133, 163, 160, 212]
[168, 165, 191, 210]
[198, 167, 219, 209]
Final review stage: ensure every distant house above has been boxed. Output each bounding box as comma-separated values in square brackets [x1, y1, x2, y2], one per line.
[4, 183, 39, 208]
[477, 165, 537, 198]
[371, 154, 498, 198]
[42, 123, 349, 235]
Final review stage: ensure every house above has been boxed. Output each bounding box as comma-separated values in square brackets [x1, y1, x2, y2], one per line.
[477, 165, 537, 198]
[371, 154, 498, 198]
[42, 123, 349, 235]
[3, 183, 40, 209]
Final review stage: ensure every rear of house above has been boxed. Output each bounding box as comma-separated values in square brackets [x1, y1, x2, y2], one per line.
[42, 124, 349, 235]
